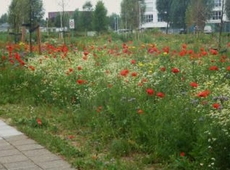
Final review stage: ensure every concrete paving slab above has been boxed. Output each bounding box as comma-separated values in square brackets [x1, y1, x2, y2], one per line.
[15, 143, 44, 151]
[0, 149, 21, 157]
[46, 168, 76, 170]
[7, 138, 36, 146]
[0, 154, 29, 164]
[3, 161, 37, 170]
[7, 167, 42, 170]
[0, 120, 6, 126]
[29, 155, 62, 163]
[22, 149, 53, 157]
[0, 119, 77, 170]
[0, 144, 14, 151]
[0, 140, 9, 146]
[36, 160, 72, 169]
[0, 129, 22, 138]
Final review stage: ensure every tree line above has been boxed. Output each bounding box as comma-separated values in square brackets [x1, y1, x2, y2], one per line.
[0, 0, 109, 34]
[1, 0, 230, 34]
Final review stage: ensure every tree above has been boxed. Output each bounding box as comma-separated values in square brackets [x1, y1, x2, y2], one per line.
[226, 0, 230, 19]
[156, 0, 173, 33]
[170, 0, 191, 29]
[80, 1, 94, 31]
[108, 13, 120, 31]
[185, 0, 214, 31]
[83, 1, 93, 11]
[218, 0, 228, 49]
[8, 0, 44, 33]
[0, 14, 8, 24]
[93, 1, 108, 33]
[120, 0, 145, 30]
[72, 9, 82, 31]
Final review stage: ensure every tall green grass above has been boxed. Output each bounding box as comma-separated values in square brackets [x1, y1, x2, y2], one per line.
[1, 33, 230, 169]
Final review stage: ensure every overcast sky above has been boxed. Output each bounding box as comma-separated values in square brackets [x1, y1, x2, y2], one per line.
[0, 0, 121, 18]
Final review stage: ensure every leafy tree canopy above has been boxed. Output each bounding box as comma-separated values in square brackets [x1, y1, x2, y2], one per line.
[93, 1, 108, 33]
[8, 0, 44, 32]
[120, 0, 145, 30]
[0, 13, 8, 24]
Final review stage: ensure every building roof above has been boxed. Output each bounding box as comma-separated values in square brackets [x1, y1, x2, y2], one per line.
[48, 11, 74, 19]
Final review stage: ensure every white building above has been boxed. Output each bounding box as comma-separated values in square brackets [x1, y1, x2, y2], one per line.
[141, 0, 167, 29]
[141, 0, 230, 32]
[207, 0, 230, 31]
[208, 0, 228, 23]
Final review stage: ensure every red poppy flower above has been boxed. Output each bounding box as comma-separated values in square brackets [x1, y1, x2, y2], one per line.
[84, 51, 89, 56]
[182, 44, 187, 49]
[77, 79, 86, 84]
[105, 70, 110, 74]
[227, 66, 230, 71]
[77, 66, 82, 70]
[97, 106, 103, 113]
[197, 90, 210, 98]
[82, 56, 87, 60]
[212, 103, 220, 109]
[146, 88, 154, 96]
[37, 118, 42, 125]
[141, 78, 148, 83]
[120, 69, 129, 77]
[137, 109, 144, 114]
[179, 50, 187, 56]
[209, 66, 218, 71]
[190, 82, 198, 88]
[171, 67, 180, 73]
[68, 135, 74, 139]
[131, 59, 136, 64]
[19, 60, 25, 66]
[201, 51, 208, 56]
[131, 72, 138, 77]
[1, 56, 6, 61]
[210, 49, 218, 55]
[69, 68, 73, 72]
[160, 67, 166, 72]
[157, 92, 165, 98]
[180, 152, 185, 157]
[28, 65, 35, 71]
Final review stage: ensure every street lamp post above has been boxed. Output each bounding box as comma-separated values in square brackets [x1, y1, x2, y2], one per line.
[29, 0, 32, 53]
[114, 17, 118, 32]
[46, 18, 49, 36]
[60, 11, 63, 39]
[164, 11, 169, 34]
[139, 1, 142, 30]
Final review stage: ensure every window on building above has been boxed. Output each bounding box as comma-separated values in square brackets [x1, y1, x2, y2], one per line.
[144, 14, 153, 23]
[214, 0, 221, 7]
[157, 14, 164, 22]
[212, 11, 222, 20]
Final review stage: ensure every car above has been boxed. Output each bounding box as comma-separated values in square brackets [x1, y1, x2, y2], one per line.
[115, 29, 132, 34]
[204, 25, 212, 34]
[179, 28, 187, 34]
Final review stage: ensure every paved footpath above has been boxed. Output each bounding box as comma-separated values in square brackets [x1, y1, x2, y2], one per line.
[0, 119, 76, 170]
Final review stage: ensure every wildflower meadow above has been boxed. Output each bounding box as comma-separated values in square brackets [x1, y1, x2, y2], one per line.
[0, 32, 230, 170]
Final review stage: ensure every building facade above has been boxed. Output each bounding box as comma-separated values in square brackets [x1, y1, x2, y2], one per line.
[141, 0, 167, 29]
[207, 0, 230, 31]
[48, 11, 74, 21]
[141, 0, 230, 31]
[208, 0, 228, 23]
